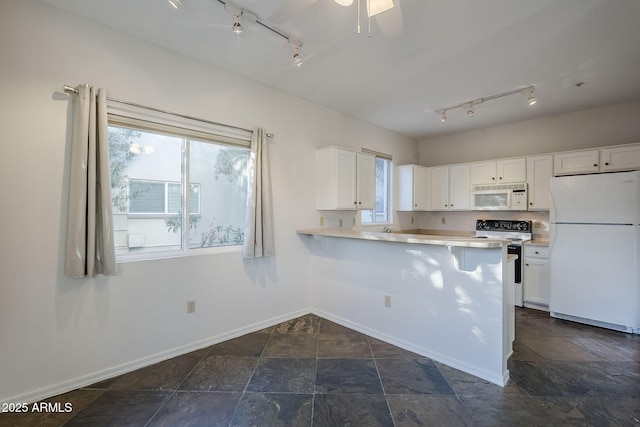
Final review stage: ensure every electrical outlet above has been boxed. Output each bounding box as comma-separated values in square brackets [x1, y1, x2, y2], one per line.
[534, 221, 542, 229]
[320, 216, 324, 226]
[339, 219, 343, 227]
[187, 300, 196, 314]
[384, 295, 391, 308]
[441, 217, 446, 225]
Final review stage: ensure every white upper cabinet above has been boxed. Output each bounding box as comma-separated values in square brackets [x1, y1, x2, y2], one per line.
[497, 158, 527, 183]
[430, 166, 450, 210]
[470, 161, 497, 184]
[316, 146, 375, 210]
[470, 158, 526, 184]
[449, 164, 470, 210]
[397, 164, 429, 211]
[555, 144, 640, 176]
[553, 149, 600, 176]
[600, 144, 640, 172]
[429, 165, 470, 211]
[526, 155, 553, 211]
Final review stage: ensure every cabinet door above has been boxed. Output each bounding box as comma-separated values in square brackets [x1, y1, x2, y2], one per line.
[317, 147, 356, 210]
[523, 258, 549, 308]
[449, 164, 470, 210]
[497, 158, 526, 183]
[335, 149, 358, 209]
[526, 155, 553, 211]
[601, 143, 640, 172]
[413, 165, 428, 210]
[470, 161, 496, 184]
[553, 150, 599, 176]
[430, 166, 449, 210]
[356, 152, 376, 210]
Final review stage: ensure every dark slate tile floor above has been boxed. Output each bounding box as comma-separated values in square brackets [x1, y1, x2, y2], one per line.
[2, 308, 639, 426]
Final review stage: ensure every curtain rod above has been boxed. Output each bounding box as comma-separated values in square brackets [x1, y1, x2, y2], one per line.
[63, 85, 273, 138]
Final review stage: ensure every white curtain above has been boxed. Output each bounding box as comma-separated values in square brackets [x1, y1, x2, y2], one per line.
[64, 84, 117, 278]
[243, 128, 275, 258]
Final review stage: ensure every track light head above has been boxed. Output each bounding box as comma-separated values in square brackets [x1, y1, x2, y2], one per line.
[466, 103, 474, 117]
[167, 0, 182, 9]
[440, 111, 447, 123]
[292, 46, 303, 68]
[232, 14, 243, 34]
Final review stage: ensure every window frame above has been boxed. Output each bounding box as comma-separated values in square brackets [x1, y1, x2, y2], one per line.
[107, 101, 252, 262]
[361, 152, 393, 227]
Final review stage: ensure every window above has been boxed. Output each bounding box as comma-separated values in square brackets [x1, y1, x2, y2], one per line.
[361, 155, 392, 225]
[128, 180, 200, 214]
[108, 105, 251, 260]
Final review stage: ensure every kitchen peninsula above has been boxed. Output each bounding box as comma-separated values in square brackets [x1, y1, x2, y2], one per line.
[297, 229, 515, 386]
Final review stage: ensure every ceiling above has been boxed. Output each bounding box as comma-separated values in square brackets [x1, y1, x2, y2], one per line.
[37, 0, 640, 140]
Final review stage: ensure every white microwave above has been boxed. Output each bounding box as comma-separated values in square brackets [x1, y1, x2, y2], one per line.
[470, 183, 528, 211]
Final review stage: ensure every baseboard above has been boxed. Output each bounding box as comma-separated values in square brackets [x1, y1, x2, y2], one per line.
[5, 308, 311, 404]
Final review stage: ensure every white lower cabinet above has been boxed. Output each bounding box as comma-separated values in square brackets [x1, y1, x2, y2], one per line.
[523, 244, 549, 311]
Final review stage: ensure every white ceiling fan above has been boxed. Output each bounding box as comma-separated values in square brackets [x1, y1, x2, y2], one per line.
[269, 0, 403, 39]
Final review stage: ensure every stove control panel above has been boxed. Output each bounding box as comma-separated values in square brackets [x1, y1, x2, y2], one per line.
[475, 219, 531, 232]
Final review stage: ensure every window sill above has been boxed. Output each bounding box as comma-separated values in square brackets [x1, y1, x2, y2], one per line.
[116, 244, 242, 263]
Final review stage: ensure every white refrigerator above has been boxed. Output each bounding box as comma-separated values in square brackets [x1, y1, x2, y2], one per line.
[549, 170, 640, 333]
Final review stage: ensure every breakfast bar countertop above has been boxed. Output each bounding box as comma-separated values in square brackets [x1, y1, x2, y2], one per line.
[296, 228, 507, 248]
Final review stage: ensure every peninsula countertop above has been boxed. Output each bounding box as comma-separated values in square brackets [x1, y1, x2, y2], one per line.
[296, 228, 508, 248]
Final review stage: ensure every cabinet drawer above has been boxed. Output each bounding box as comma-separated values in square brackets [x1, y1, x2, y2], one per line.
[524, 245, 549, 258]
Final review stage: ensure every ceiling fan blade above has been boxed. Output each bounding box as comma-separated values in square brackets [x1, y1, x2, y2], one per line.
[269, 0, 320, 24]
[374, 2, 403, 39]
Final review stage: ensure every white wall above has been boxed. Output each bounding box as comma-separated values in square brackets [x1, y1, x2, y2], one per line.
[0, 0, 417, 403]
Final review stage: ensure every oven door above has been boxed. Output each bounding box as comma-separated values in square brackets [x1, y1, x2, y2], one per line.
[471, 190, 511, 210]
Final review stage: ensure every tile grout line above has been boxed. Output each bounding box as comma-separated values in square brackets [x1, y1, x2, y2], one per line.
[143, 343, 217, 427]
[367, 335, 397, 427]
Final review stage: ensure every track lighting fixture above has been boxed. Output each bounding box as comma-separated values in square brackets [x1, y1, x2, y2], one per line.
[292, 43, 303, 68]
[434, 85, 537, 123]
[232, 14, 243, 34]
[526, 87, 537, 106]
[217, 1, 303, 69]
[167, 0, 182, 9]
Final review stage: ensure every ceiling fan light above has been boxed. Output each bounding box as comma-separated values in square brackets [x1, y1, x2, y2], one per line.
[368, 0, 394, 17]
[334, 0, 354, 6]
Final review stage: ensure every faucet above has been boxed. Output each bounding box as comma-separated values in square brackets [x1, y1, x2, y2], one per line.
[382, 226, 393, 233]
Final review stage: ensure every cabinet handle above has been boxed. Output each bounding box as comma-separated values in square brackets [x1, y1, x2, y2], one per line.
[492, 177, 495, 180]
[529, 202, 533, 205]
[358, 201, 362, 205]
[499, 177, 503, 180]
[605, 162, 609, 166]
[535, 251, 539, 254]
[525, 263, 530, 267]
[593, 163, 598, 167]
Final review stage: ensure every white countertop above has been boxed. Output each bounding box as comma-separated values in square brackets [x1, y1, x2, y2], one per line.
[296, 228, 507, 248]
